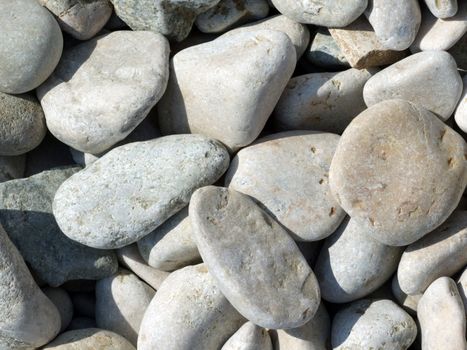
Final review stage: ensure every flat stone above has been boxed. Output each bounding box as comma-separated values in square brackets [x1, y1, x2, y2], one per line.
[39, 0, 113, 40]
[455, 75, 467, 132]
[225, 131, 345, 241]
[329, 17, 407, 69]
[43, 328, 136, 349]
[53, 134, 229, 249]
[315, 217, 403, 303]
[270, 0, 367, 27]
[110, 0, 220, 41]
[418, 277, 466, 350]
[0, 167, 118, 286]
[424, 0, 458, 18]
[158, 30, 296, 152]
[0, 92, 46, 156]
[138, 264, 245, 350]
[0, 155, 25, 183]
[43, 287, 74, 332]
[305, 28, 349, 69]
[391, 275, 422, 315]
[37, 31, 169, 155]
[457, 268, 467, 315]
[0, 0, 63, 94]
[0, 224, 60, 349]
[329, 99, 467, 246]
[331, 299, 417, 350]
[222, 322, 272, 350]
[137, 207, 200, 271]
[96, 269, 155, 346]
[365, 0, 421, 50]
[273, 68, 373, 134]
[397, 210, 467, 295]
[190, 186, 320, 329]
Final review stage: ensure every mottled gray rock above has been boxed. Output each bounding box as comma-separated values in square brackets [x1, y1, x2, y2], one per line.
[138, 264, 245, 350]
[331, 299, 417, 350]
[0, 155, 25, 182]
[457, 268, 467, 315]
[39, 0, 113, 40]
[306, 28, 349, 69]
[0, 224, 60, 349]
[225, 131, 344, 241]
[315, 217, 403, 303]
[329, 99, 467, 246]
[455, 74, 467, 133]
[96, 270, 155, 346]
[222, 322, 272, 350]
[137, 207, 200, 271]
[110, 0, 220, 41]
[67, 318, 97, 331]
[158, 30, 296, 152]
[424, 0, 458, 18]
[397, 211, 467, 295]
[0, 167, 118, 286]
[37, 31, 169, 155]
[0, 92, 46, 156]
[53, 134, 229, 249]
[0, 0, 63, 94]
[418, 277, 466, 350]
[391, 275, 422, 315]
[43, 328, 136, 349]
[273, 68, 373, 134]
[190, 186, 320, 329]
[71, 292, 95, 318]
[43, 287, 74, 332]
[363, 51, 462, 120]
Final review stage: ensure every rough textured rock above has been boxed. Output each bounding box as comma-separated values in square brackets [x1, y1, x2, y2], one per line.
[455, 74, 467, 133]
[225, 131, 344, 241]
[0, 167, 118, 286]
[0, 0, 63, 94]
[391, 276, 422, 315]
[43, 287, 74, 332]
[190, 186, 320, 329]
[363, 50, 463, 120]
[0, 155, 25, 182]
[305, 28, 349, 69]
[138, 264, 245, 350]
[329, 99, 467, 246]
[222, 322, 272, 350]
[273, 68, 373, 134]
[424, 0, 458, 18]
[37, 31, 169, 155]
[43, 328, 136, 349]
[158, 30, 296, 152]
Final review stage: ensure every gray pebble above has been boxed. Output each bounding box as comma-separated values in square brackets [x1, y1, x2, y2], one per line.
[391, 275, 422, 315]
[424, 0, 458, 18]
[43, 328, 136, 349]
[306, 28, 350, 70]
[43, 287, 74, 332]
[0, 155, 25, 183]
[222, 322, 272, 350]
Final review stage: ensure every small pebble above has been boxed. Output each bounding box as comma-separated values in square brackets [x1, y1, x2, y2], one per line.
[305, 28, 350, 70]
[222, 321, 272, 350]
[43, 287, 74, 332]
[43, 328, 136, 349]
[424, 0, 458, 19]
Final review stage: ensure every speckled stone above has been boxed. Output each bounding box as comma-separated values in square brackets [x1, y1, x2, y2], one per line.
[43, 328, 136, 349]
[455, 74, 467, 132]
[391, 275, 422, 315]
[424, 0, 458, 18]
[0, 155, 25, 182]
[305, 28, 349, 69]
[329, 99, 467, 246]
[43, 287, 74, 332]
[222, 322, 272, 350]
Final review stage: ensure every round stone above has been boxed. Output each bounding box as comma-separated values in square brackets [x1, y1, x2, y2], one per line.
[43, 328, 136, 349]
[424, 0, 458, 18]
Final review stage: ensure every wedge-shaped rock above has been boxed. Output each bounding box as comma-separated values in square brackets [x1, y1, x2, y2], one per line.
[43, 328, 135, 349]
[222, 322, 272, 350]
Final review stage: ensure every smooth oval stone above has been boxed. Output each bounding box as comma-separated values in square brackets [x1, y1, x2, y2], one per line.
[190, 186, 320, 329]
[458, 268, 467, 315]
[0, 92, 46, 156]
[96, 269, 155, 345]
[329, 99, 467, 246]
[365, 0, 421, 50]
[0, 155, 25, 183]
[225, 131, 344, 241]
[425, 0, 458, 18]
[331, 299, 417, 350]
[137, 207, 200, 271]
[0, 0, 63, 94]
[270, 0, 367, 27]
[37, 31, 169, 155]
[43, 328, 135, 349]
[222, 322, 272, 350]
[0, 224, 60, 349]
[138, 264, 245, 350]
[305, 28, 349, 70]
[43, 287, 74, 332]
[158, 30, 296, 152]
[391, 275, 422, 315]
[273, 68, 373, 134]
[363, 51, 462, 120]
[455, 75, 467, 132]
[315, 217, 403, 303]
[0, 167, 118, 286]
[418, 277, 466, 350]
[53, 134, 229, 249]
[397, 210, 467, 295]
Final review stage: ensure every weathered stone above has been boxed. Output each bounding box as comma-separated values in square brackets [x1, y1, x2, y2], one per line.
[222, 322, 272, 350]
[43, 287, 74, 332]
[43, 328, 136, 349]
[0, 155, 25, 183]
[305, 28, 349, 69]
[391, 275, 422, 315]
[455, 74, 467, 132]
[424, 0, 458, 18]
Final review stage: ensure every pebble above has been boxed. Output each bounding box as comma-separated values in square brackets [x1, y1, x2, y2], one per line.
[305, 28, 350, 70]
[0, 92, 47, 156]
[0, 155, 25, 183]
[329, 17, 407, 69]
[0, 0, 63, 94]
[391, 275, 422, 315]
[137, 207, 200, 271]
[221, 322, 272, 350]
[315, 217, 403, 303]
[365, 0, 421, 50]
[157, 30, 296, 152]
[455, 74, 467, 132]
[424, 0, 458, 18]
[43, 328, 136, 349]
[0, 224, 60, 349]
[53, 134, 229, 249]
[37, 31, 169, 155]
[196, 0, 270, 33]
[397, 210, 467, 295]
[225, 131, 345, 241]
[329, 99, 467, 246]
[96, 269, 155, 345]
[39, 0, 113, 40]
[190, 186, 320, 329]
[43, 287, 74, 332]
[273, 68, 373, 134]
[417, 277, 466, 350]
[138, 264, 245, 350]
[458, 268, 467, 314]
[331, 299, 417, 350]
[0, 167, 118, 286]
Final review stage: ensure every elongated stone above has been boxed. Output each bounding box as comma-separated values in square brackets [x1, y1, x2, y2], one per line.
[222, 322, 272, 350]
[43, 328, 136, 349]
[424, 0, 458, 18]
